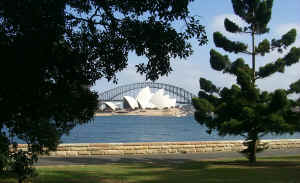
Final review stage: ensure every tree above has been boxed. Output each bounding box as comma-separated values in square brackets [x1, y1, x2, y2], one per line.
[0, 0, 207, 182]
[192, 0, 300, 163]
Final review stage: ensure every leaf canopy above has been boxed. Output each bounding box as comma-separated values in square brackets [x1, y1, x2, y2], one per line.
[0, 0, 207, 178]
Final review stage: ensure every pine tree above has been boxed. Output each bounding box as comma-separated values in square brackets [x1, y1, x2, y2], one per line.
[193, 0, 300, 163]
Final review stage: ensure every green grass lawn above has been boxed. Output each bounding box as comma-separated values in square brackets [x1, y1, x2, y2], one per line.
[1, 156, 300, 183]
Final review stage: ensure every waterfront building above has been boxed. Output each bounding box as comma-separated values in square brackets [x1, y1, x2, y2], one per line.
[104, 87, 176, 111]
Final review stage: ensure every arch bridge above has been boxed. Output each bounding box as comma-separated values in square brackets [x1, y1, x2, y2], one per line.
[99, 82, 196, 104]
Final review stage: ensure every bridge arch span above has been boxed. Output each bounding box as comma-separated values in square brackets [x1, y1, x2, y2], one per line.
[99, 82, 196, 104]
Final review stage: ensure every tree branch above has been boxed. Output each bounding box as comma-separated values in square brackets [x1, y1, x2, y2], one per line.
[254, 76, 261, 81]
[90, 7, 101, 20]
[241, 50, 252, 55]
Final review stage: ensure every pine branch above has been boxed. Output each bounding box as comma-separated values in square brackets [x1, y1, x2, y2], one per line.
[257, 47, 300, 78]
[199, 77, 219, 94]
[289, 79, 300, 94]
[209, 49, 231, 71]
[256, 39, 270, 56]
[271, 29, 297, 52]
[224, 18, 243, 33]
[213, 32, 248, 54]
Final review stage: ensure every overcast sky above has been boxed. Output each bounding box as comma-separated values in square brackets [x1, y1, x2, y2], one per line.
[92, 0, 300, 96]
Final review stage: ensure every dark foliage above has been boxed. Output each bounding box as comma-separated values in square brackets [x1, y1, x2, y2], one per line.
[0, 0, 207, 182]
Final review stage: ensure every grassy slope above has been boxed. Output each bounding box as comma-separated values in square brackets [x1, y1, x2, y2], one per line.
[1, 156, 300, 183]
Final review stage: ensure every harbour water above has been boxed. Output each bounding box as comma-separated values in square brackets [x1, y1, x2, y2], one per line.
[61, 115, 300, 143]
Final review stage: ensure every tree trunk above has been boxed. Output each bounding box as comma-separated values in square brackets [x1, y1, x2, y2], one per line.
[249, 139, 257, 163]
[251, 28, 256, 84]
[249, 24, 257, 164]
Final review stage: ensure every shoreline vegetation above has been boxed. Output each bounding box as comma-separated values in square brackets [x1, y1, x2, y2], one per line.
[95, 107, 192, 117]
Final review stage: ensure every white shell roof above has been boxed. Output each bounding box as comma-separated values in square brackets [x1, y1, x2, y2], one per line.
[104, 102, 118, 111]
[136, 87, 153, 109]
[150, 90, 176, 109]
[123, 96, 139, 109]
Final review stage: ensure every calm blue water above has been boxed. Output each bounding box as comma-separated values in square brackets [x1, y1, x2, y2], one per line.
[61, 115, 300, 143]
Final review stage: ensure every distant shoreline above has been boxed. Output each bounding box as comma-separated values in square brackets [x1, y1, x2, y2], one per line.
[95, 108, 191, 117]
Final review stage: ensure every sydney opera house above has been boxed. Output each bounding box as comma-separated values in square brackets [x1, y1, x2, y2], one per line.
[104, 87, 176, 111]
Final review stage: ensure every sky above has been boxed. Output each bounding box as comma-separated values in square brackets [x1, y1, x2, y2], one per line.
[92, 0, 300, 96]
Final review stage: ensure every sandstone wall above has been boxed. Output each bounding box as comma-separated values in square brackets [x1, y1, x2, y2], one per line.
[17, 139, 300, 157]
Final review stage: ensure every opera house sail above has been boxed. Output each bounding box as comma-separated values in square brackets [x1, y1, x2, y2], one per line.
[103, 102, 118, 111]
[150, 89, 175, 109]
[123, 96, 139, 110]
[136, 87, 153, 109]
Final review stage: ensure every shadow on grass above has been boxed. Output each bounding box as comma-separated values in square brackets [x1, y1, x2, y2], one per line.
[2, 156, 300, 183]
[36, 159, 300, 183]
[37, 156, 201, 166]
[211, 160, 300, 168]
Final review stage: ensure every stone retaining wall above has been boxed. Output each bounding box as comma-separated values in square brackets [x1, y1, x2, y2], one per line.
[18, 139, 300, 157]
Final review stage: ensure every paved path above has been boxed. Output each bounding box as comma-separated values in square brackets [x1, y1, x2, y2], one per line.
[36, 149, 300, 166]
